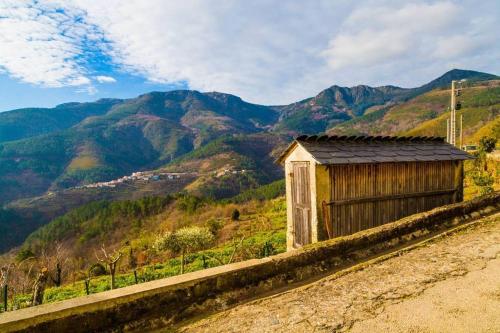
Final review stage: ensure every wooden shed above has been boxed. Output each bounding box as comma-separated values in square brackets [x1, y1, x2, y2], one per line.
[277, 135, 472, 250]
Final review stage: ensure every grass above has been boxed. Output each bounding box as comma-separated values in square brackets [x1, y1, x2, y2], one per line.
[405, 104, 498, 143]
[463, 158, 500, 200]
[2, 166, 497, 312]
[67, 155, 100, 171]
[1, 198, 287, 310]
[472, 117, 500, 142]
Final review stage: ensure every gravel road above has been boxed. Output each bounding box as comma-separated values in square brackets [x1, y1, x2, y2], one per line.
[177, 212, 500, 333]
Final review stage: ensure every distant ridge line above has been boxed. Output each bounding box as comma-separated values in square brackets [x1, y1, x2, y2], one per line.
[295, 134, 446, 143]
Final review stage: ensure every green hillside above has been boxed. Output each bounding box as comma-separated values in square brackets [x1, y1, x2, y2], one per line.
[3, 194, 287, 310]
[0, 99, 121, 143]
[273, 85, 407, 134]
[274, 69, 497, 135]
[329, 80, 500, 140]
[9, 189, 287, 293]
[1, 69, 494, 206]
[165, 133, 287, 199]
[0, 69, 498, 254]
[405, 83, 500, 142]
[0, 91, 279, 204]
[0, 173, 195, 253]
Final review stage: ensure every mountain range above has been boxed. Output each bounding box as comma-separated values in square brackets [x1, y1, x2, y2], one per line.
[1, 69, 497, 203]
[0, 68, 498, 252]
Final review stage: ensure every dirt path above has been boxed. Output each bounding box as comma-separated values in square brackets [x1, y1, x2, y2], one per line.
[177, 213, 500, 333]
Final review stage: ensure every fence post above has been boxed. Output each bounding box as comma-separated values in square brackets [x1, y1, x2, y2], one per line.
[84, 279, 90, 295]
[2, 284, 7, 312]
[133, 270, 138, 284]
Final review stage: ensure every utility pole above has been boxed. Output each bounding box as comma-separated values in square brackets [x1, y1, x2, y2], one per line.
[450, 81, 456, 146]
[460, 114, 464, 149]
[449, 80, 464, 147]
[446, 118, 450, 143]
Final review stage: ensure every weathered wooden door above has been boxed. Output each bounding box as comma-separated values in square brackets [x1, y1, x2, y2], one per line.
[291, 162, 312, 247]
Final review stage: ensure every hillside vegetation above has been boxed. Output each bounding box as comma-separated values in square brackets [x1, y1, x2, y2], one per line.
[0, 91, 279, 204]
[0, 69, 499, 312]
[0, 189, 287, 311]
[0, 69, 496, 206]
[0, 69, 498, 255]
[19, 183, 286, 260]
[0, 99, 121, 143]
[405, 83, 500, 142]
[330, 80, 500, 142]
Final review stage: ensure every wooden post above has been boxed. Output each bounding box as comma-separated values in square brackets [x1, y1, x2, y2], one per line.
[133, 270, 138, 284]
[180, 249, 185, 274]
[454, 161, 464, 202]
[84, 278, 90, 295]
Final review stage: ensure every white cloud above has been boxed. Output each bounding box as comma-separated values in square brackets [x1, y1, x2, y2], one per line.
[73, 0, 500, 102]
[0, 0, 99, 89]
[321, 1, 500, 88]
[71, 0, 352, 104]
[0, 0, 499, 103]
[95, 75, 116, 83]
[76, 84, 97, 95]
[323, 2, 460, 69]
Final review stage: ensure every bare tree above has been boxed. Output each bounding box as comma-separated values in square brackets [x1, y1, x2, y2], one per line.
[95, 245, 123, 290]
[1, 263, 14, 311]
[81, 263, 106, 295]
[0, 263, 14, 288]
[32, 267, 49, 306]
[40, 242, 68, 287]
[16, 257, 37, 295]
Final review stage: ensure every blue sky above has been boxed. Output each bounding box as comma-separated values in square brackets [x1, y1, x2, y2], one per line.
[0, 0, 499, 111]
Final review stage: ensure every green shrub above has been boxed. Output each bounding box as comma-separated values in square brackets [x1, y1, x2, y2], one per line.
[206, 219, 224, 237]
[155, 226, 214, 274]
[16, 247, 35, 262]
[176, 194, 203, 213]
[479, 136, 497, 153]
[231, 209, 240, 221]
[472, 172, 494, 195]
[223, 179, 285, 203]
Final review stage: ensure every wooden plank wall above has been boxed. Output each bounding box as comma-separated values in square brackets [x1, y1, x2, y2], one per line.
[327, 161, 460, 237]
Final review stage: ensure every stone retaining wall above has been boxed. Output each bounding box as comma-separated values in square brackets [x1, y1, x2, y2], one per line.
[1, 193, 499, 333]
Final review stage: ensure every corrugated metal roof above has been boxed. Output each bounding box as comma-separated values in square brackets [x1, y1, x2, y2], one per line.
[277, 135, 473, 165]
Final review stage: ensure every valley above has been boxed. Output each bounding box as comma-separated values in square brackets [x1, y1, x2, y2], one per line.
[0, 69, 498, 316]
[0, 69, 498, 251]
